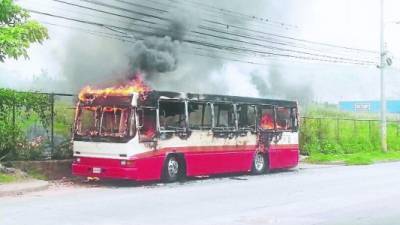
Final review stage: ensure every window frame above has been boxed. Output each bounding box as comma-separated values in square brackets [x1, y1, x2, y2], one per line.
[257, 104, 276, 131]
[211, 102, 237, 132]
[157, 99, 188, 133]
[236, 103, 257, 132]
[187, 101, 213, 131]
[137, 106, 157, 143]
[275, 106, 295, 132]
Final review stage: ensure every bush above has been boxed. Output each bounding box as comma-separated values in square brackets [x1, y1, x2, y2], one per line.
[0, 89, 50, 161]
[300, 104, 400, 155]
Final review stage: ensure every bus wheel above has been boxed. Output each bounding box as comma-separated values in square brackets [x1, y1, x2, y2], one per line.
[252, 152, 266, 174]
[163, 156, 180, 182]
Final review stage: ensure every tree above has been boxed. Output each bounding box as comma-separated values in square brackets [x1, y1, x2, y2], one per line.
[0, 0, 48, 62]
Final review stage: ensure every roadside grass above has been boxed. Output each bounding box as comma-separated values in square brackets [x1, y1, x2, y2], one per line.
[300, 105, 400, 166]
[0, 173, 18, 183]
[306, 151, 400, 165]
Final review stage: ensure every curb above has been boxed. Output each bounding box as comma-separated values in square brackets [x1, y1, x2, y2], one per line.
[0, 180, 49, 197]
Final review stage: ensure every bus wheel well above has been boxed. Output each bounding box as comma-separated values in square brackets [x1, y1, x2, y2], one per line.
[165, 153, 187, 178]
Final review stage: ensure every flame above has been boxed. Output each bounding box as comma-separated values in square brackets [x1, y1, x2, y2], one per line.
[78, 75, 151, 101]
[259, 113, 274, 129]
[143, 128, 156, 138]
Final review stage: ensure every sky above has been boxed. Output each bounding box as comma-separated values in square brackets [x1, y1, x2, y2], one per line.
[1, 0, 400, 103]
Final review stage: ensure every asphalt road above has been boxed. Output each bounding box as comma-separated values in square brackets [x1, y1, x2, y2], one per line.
[1, 162, 400, 225]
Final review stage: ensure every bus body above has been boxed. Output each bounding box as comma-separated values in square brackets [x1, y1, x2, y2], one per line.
[72, 91, 299, 181]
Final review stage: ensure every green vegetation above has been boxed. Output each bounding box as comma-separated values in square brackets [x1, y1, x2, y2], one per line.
[306, 151, 400, 165]
[0, 172, 17, 183]
[0, 88, 51, 161]
[301, 104, 400, 165]
[0, 0, 48, 62]
[0, 88, 74, 161]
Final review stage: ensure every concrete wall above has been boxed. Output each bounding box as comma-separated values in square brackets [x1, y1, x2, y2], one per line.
[9, 160, 73, 180]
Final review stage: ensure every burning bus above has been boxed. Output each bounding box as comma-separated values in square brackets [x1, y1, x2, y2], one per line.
[72, 80, 299, 182]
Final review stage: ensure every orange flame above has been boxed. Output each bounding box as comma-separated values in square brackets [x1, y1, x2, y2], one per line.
[259, 113, 274, 129]
[78, 75, 151, 101]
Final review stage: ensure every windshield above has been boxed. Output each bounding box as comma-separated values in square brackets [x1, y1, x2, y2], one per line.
[74, 105, 135, 139]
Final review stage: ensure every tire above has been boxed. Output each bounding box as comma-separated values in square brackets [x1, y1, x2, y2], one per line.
[163, 156, 181, 182]
[251, 152, 266, 174]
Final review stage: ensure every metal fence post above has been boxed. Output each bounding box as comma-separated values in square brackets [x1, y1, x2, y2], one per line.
[336, 118, 339, 142]
[12, 99, 16, 155]
[50, 93, 55, 159]
[368, 120, 372, 139]
[318, 118, 322, 141]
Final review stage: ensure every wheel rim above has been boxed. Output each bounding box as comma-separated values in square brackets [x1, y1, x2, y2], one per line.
[254, 154, 264, 171]
[168, 158, 179, 178]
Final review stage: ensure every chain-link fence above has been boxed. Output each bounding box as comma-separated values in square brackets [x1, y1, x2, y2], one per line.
[3, 91, 400, 160]
[0, 91, 76, 161]
[299, 117, 400, 155]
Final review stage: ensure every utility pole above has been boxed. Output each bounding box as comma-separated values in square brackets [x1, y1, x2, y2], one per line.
[380, 0, 387, 152]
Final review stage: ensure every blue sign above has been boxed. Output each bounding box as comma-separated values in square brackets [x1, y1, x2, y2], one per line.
[339, 100, 400, 113]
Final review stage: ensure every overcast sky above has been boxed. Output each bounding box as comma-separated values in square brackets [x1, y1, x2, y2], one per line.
[1, 0, 400, 103]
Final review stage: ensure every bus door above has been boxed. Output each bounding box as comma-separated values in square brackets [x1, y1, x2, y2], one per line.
[267, 106, 299, 169]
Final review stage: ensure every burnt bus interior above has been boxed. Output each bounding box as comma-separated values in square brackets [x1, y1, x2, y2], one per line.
[137, 91, 298, 143]
[74, 95, 137, 142]
[74, 91, 298, 143]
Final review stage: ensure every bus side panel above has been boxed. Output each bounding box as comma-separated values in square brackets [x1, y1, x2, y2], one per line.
[268, 144, 299, 169]
[184, 146, 254, 176]
[134, 154, 166, 181]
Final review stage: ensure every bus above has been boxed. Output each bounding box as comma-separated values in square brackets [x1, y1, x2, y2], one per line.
[72, 90, 299, 182]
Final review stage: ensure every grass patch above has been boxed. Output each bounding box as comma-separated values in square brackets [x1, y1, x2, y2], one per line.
[306, 151, 400, 165]
[299, 104, 400, 156]
[0, 173, 18, 183]
[344, 155, 374, 165]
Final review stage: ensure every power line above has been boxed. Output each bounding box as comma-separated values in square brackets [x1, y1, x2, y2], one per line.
[51, 0, 157, 25]
[113, 0, 377, 54]
[32, 9, 376, 66]
[204, 19, 378, 54]
[41, 20, 372, 67]
[53, 0, 376, 55]
[39, 0, 378, 63]
[164, 0, 300, 30]
[45, 0, 378, 60]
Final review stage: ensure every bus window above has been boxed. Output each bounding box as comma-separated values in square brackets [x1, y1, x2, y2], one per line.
[138, 108, 156, 142]
[203, 103, 212, 129]
[159, 101, 186, 131]
[213, 103, 235, 130]
[100, 107, 130, 137]
[259, 106, 275, 130]
[276, 107, 292, 130]
[188, 102, 212, 130]
[237, 104, 256, 130]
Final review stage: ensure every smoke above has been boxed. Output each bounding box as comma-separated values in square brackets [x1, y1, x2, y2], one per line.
[127, 6, 199, 80]
[51, 0, 314, 106]
[250, 66, 314, 105]
[128, 36, 179, 77]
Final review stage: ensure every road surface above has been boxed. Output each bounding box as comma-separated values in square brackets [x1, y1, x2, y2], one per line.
[1, 162, 400, 225]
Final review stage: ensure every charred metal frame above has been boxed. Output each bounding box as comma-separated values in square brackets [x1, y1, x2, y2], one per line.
[139, 91, 298, 139]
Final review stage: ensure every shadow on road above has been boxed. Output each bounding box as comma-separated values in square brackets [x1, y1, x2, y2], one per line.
[63, 168, 299, 189]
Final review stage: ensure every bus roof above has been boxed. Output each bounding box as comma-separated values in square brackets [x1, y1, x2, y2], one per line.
[140, 91, 297, 108]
